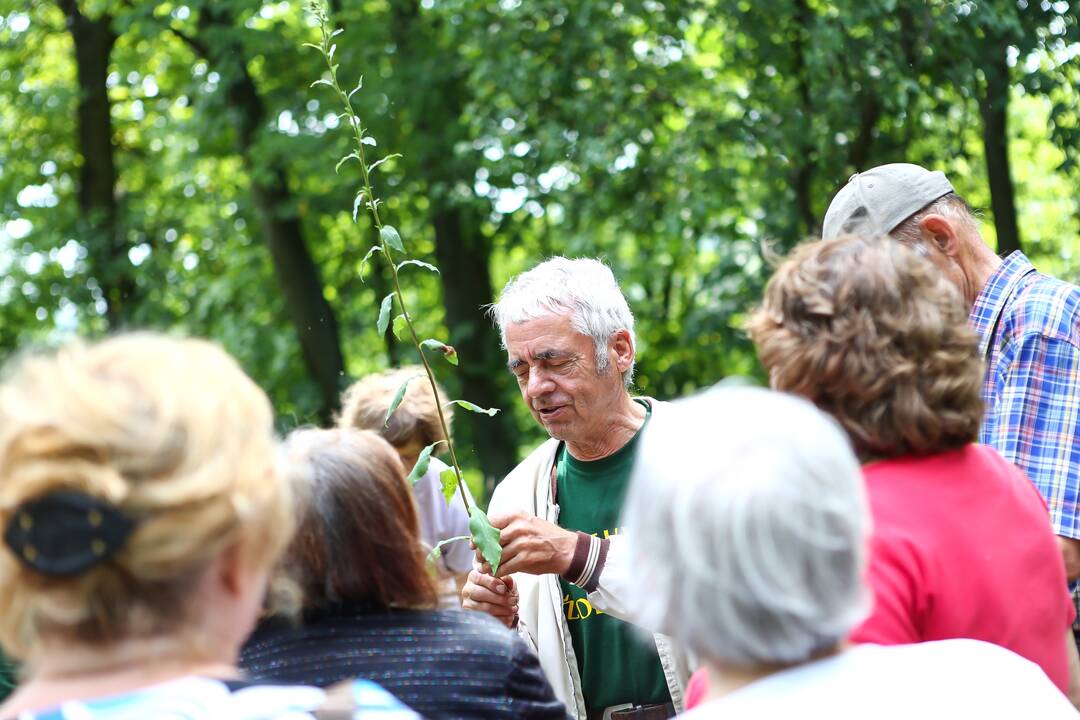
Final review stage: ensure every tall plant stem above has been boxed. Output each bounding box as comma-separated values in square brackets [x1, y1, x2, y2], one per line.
[313, 8, 471, 515]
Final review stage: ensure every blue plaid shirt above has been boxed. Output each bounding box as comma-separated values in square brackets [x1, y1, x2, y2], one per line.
[970, 251, 1080, 540]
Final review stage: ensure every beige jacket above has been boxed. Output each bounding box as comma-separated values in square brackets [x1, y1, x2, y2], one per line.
[486, 399, 690, 720]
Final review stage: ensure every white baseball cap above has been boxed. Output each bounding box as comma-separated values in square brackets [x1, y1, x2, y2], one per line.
[822, 163, 955, 239]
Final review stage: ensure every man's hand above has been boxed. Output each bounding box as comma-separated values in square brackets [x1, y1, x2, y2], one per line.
[1059, 536, 1080, 582]
[462, 569, 518, 628]
[486, 510, 577, 577]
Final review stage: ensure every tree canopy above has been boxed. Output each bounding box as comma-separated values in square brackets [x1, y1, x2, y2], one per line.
[2, 0, 1079, 493]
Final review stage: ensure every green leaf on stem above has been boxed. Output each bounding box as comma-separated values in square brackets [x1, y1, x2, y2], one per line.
[380, 225, 405, 253]
[469, 506, 502, 575]
[440, 467, 459, 505]
[427, 535, 470, 566]
[301, 42, 322, 52]
[448, 399, 499, 416]
[377, 292, 395, 336]
[420, 338, 458, 366]
[385, 374, 420, 427]
[361, 136, 377, 147]
[392, 314, 408, 341]
[347, 76, 364, 100]
[352, 190, 366, 222]
[396, 259, 439, 274]
[335, 151, 359, 174]
[407, 440, 447, 484]
[310, 77, 334, 89]
[358, 245, 381, 281]
[369, 153, 402, 173]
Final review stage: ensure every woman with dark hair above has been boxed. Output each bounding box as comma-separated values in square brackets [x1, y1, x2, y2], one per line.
[239, 428, 568, 720]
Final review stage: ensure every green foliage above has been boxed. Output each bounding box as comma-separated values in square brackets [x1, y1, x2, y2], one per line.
[1, 0, 1079, 491]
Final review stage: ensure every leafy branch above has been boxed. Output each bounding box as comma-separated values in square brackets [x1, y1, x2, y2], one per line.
[304, 0, 502, 574]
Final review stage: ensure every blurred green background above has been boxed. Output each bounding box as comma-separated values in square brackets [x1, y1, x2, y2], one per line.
[2, 0, 1079, 502]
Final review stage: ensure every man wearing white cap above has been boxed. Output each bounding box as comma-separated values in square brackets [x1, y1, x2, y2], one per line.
[823, 163, 1080, 613]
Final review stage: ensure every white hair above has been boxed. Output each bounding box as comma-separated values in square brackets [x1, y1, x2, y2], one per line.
[489, 257, 636, 387]
[623, 386, 870, 668]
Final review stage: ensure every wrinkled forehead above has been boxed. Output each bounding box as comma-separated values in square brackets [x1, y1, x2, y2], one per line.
[504, 311, 590, 360]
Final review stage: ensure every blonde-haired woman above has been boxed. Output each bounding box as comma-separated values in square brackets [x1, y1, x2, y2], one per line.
[0, 334, 413, 719]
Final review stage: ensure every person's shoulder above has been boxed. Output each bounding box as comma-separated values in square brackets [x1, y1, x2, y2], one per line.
[490, 438, 559, 505]
[1007, 270, 1080, 345]
[6, 676, 419, 720]
[422, 608, 522, 653]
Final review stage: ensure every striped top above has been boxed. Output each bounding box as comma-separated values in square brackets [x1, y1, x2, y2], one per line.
[240, 605, 569, 720]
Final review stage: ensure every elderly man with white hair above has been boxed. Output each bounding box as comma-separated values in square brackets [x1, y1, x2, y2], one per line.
[625, 385, 1076, 718]
[461, 257, 689, 720]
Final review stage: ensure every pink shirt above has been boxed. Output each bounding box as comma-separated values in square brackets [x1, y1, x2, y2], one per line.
[851, 444, 1074, 692]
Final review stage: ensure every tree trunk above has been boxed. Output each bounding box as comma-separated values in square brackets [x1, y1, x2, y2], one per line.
[196, 8, 345, 422]
[979, 46, 1022, 256]
[60, 1, 133, 328]
[789, 0, 817, 238]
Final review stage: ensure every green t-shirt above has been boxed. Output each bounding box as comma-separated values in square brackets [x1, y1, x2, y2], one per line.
[556, 401, 669, 712]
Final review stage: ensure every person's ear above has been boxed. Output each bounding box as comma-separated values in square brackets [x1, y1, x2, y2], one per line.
[610, 329, 635, 374]
[217, 541, 251, 598]
[917, 214, 961, 258]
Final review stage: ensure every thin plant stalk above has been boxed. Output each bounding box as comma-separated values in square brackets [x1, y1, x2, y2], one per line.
[308, 1, 471, 516]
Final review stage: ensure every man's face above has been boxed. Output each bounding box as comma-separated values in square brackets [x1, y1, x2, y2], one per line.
[505, 312, 624, 444]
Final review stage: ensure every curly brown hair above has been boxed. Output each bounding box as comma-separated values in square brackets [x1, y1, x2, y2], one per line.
[748, 235, 983, 460]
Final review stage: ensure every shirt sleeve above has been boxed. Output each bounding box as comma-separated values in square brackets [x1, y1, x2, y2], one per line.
[849, 533, 925, 646]
[986, 333, 1080, 540]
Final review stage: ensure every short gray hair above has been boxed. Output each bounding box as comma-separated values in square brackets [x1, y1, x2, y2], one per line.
[891, 192, 978, 247]
[489, 257, 636, 386]
[623, 386, 869, 667]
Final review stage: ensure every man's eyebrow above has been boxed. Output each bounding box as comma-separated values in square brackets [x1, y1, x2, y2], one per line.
[507, 349, 570, 372]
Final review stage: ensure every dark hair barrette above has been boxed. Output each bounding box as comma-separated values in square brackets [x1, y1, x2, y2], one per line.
[3, 491, 135, 577]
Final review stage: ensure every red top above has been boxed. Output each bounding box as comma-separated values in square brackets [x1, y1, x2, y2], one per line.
[851, 444, 1074, 692]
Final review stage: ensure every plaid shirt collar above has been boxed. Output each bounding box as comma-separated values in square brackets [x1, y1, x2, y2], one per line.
[969, 251, 1038, 358]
